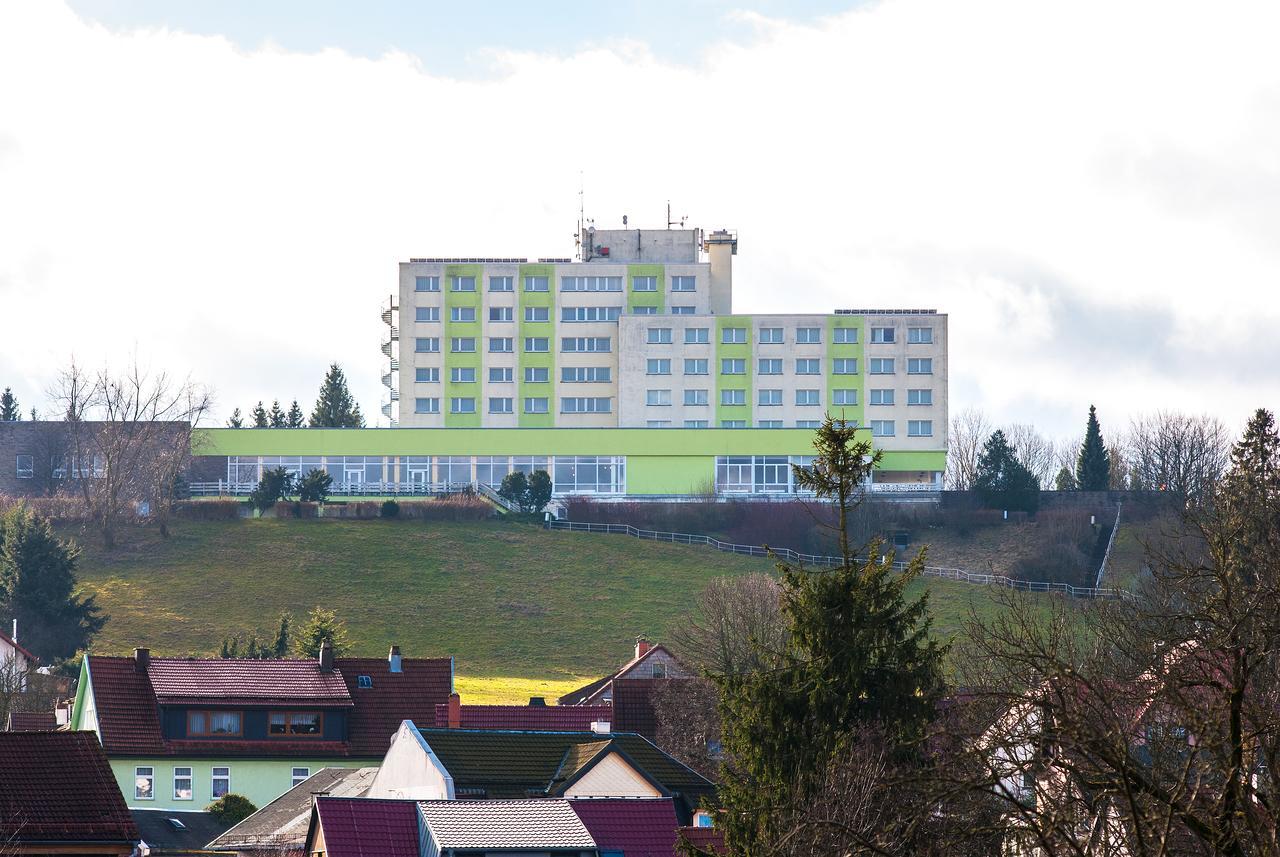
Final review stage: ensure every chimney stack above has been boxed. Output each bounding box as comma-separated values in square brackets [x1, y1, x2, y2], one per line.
[388, 645, 402, 673]
[447, 692, 461, 728]
[318, 640, 334, 673]
[528, 696, 546, 707]
[635, 637, 652, 661]
[134, 647, 150, 673]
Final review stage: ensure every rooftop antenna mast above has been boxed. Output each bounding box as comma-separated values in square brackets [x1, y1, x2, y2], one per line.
[666, 200, 687, 230]
[575, 173, 594, 261]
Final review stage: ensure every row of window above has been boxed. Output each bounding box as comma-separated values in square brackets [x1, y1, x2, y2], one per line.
[185, 709, 321, 738]
[415, 397, 613, 415]
[414, 275, 697, 293]
[641, 387, 931, 406]
[711, 326, 933, 345]
[11, 454, 104, 479]
[134, 765, 309, 801]
[415, 337, 613, 354]
[639, 420, 930, 435]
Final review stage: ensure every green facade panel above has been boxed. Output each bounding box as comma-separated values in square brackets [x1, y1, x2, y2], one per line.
[714, 316, 753, 427]
[517, 263, 556, 428]
[626, 263, 665, 314]
[626, 454, 717, 495]
[443, 264, 483, 428]
[827, 314, 865, 427]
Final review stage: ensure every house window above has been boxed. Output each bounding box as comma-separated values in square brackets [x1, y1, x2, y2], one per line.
[489, 367, 513, 383]
[523, 275, 549, 292]
[796, 389, 820, 406]
[869, 358, 895, 375]
[758, 359, 782, 375]
[15, 455, 33, 479]
[489, 398, 513, 414]
[721, 389, 746, 406]
[450, 276, 476, 292]
[647, 327, 672, 344]
[488, 306, 513, 323]
[524, 367, 549, 383]
[759, 327, 783, 344]
[631, 305, 657, 315]
[415, 368, 439, 383]
[684, 420, 708, 428]
[269, 711, 323, 736]
[908, 420, 934, 437]
[721, 359, 745, 375]
[694, 811, 714, 828]
[211, 767, 230, 799]
[832, 358, 858, 375]
[684, 359, 708, 375]
[188, 711, 243, 736]
[450, 367, 476, 384]
[795, 359, 820, 375]
[524, 306, 549, 322]
[524, 397, 549, 414]
[646, 390, 672, 407]
[560, 397, 612, 414]
[758, 420, 783, 428]
[721, 419, 747, 428]
[671, 275, 695, 292]
[414, 398, 440, 415]
[414, 276, 440, 292]
[450, 306, 476, 323]
[671, 306, 695, 314]
[415, 337, 439, 353]
[684, 389, 708, 406]
[561, 276, 623, 292]
[174, 767, 193, 801]
[415, 307, 439, 323]
[561, 337, 611, 353]
[450, 398, 476, 414]
[652, 661, 667, 678]
[51, 456, 67, 479]
[907, 358, 933, 375]
[356, 675, 373, 689]
[796, 327, 821, 344]
[647, 359, 671, 376]
[488, 337, 513, 353]
[562, 306, 621, 323]
[758, 389, 782, 406]
[796, 420, 820, 428]
[449, 337, 476, 353]
[833, 389, 858, 406]
[524, 337, 549, 353]
[721, 327, 746, 344]
[489, 276, 513, 292]
[632, 275, 657, 292]
[833, 327, 858, 344]
[908, 388, 933, 405]
[135, 767, 154, 800]
[871, 420, 896, 437]
[561, 367, 610, 383]
[870, 389, 895, 406]
[908, 326, 933, 344]
[292, 767, 311, 788]
[684, 327, 709, 344]
[647, 420, 671, 428]
[871, 327, 895, 343]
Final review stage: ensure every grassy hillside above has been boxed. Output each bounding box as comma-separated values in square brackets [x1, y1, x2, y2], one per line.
[68, 518, 1030, 699]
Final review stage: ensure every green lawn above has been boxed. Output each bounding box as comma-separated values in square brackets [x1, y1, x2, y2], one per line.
[68, 519, 1033, 699]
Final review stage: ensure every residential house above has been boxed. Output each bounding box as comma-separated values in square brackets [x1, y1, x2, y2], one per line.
[434, 693, 613, 732]
[131, 809, 235, 856]
[206, 767, 377, 856]
[5, 709, 56, 730]
[70, 644, 452, 811]
[367, 722, 716, 826]
[303, 797, 422, 857]
[569, 797, 680, 857]
[0, 623, 36, 684]
[559, 639, 690, 707]
[0, 730, 141, 856]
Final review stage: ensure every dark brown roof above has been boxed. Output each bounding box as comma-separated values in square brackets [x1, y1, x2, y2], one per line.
[6, 710, 57, 731]
[337, 656, 453, 756]
[612, 678, 687, 740]
[433, 703, 613, 731]
[147, 658, 353, 707]
[87, 655, 165, 754]
[559, 644, 679, 706]
[0, 731, 138, 845]
[310, 798, 421, 857]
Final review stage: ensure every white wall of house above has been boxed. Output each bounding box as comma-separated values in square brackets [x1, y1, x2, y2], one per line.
[367, 721, 454, 800]
[563, 753, 662, 798]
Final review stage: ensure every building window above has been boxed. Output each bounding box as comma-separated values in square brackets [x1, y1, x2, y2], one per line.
[489, 276, 513, 292]
[671, 306, 695, 314]
[292, 767, 311, 788]
[174, 767, 193, 800]
[450, 276, 476, 292]
[685, 327, 710, 344]
[870, 358, 894, 374]
[524, 337, 549, 353]
[756, 327, 783, 345]
[758, 420, 783, 428]
[758, 359, 782, 375]
[647, 359, 671, 375]
[684, 358, 708, 375]
[488, 306, 513, 323]
[561, 276, 622, 292]
[758, 389, 782, 406]
[908, 420, 934, 437]
[871, 326, 895, 343]
[684, 389, 709, 406]
[525, 367, 549, 383]
[489, 398, 513, 414]
[871, 420, 896, 437]
[414, 276, 440, 292]
[451, 398, 476, 414]
[908, 358, 933, 375]
[415, 306, 439, 322]
[552, 455, 625, 493]
[51, 456, 67, 479]
[631, 305, 657, 315]
[488, 337, 513, 353]
[671, 275, 695, 292]
[489, 367, 513, 383]
[561, 397, 612, 414]
[870, 389, 894, 406]
[268, 712, 324, 736]
[524, 306, 549, 322]
[524, 397, 549, 414]
[450, 337, 476, 353]
[15, 455, 33, 479]
[356, 675, 373, 689]
[188, 711, 243, 736]
[135, 767, 154, 800]
[721, 389, 746, 406]
[832, 358, 858, 375]
[715, 455, 796, 493]
[450, 367, 476, 383]
[795, 359, 820, 375]
[721, 358, 746, 375]
[414, 398, 440, 414]
[561, 366, 610, 383]
[561, 337, 611, 353]
[684, 419, 708, 428]
[632, 275, 657, 292]
[647, 420, 671, 428]
[450, 306, 476, 323]
[721, 419, 747, 428]
[833, 327, 858, 344]
[415, 337, 440, 353]
[647, 327, 673, 344]
[646, 389, 672, 406]
[796, 420, 821, 428]
[211, 767, 230, 799]
[721, 327, 747, 344]
[796, 389, 820, 406]
[833, 389, 858, 406]
[796, 327, 821, 344]
[908, 388, 933, 405]
[562, 306, 621, 323]
[524, 275, 549, 292]
[908, 326, 933, 344]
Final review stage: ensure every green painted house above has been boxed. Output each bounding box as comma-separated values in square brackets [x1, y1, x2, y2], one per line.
[70, 645, 452, 811]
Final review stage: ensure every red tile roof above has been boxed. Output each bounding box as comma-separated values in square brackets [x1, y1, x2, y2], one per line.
[6, 710, 57, 731]
[86, 656, 165, 754]
[433, 703, 613, 731]
[147, 658, 353, 707]
[612, 678, 671, 740]
[559, 644, 681, 706]
[311, 797, 420, 857]
[0, 731, 139, 845]
[570, 797, 680, 857]
[678, 825, 727, 854]
[337, 657, 454, 756]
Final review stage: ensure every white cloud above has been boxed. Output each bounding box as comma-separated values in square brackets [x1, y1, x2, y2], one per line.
[1, 0, 1277, 438]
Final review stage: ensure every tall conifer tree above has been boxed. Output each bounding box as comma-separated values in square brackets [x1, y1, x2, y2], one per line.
[286, 400, 305, 428]
[1076, 404, 1111, 490]
[308, 364, 364, 428]
[226, 407, 243, 429]
[250, 401, 269, 428]
[0, 388, 19, 422]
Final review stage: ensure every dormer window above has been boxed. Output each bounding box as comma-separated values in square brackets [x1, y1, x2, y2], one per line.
[187, 711, 242, 737]
[269, 711, 323, 736]
[357, 675, 373, 689]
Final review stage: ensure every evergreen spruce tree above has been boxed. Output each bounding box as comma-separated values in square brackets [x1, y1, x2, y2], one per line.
[250, 401, 269, 428]
[293, 607, 351, 658]
[974, 430, 1041, 513]
[713, 415, 947, 854]
[1215, 408, 1280, 578]
[0, 388, 20, 422]
[1075, 404, 1111, 491]
[308, 364, 365, 428]
[286, 400, 305, 428]
[1054, 465, 1077, 492]
[268, 400, 287, 428]
[226, 407, 244, 429]
[272, 611, 292, 658]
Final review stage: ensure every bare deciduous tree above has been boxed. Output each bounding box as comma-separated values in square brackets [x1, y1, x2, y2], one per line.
[1125, 411, 1230, 503]
[49, 358, 212, 547]
[1004, 424, 1058, 489]
[947, 408, 992, 490]
[651, 678, 723, 780]
[668, 574, 787, 677]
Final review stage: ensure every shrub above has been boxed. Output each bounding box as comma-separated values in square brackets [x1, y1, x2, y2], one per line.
[205, 793, 257, 824]
[172, 499, 241, 521]
[248, 467, 294, 513]
[297, 469, 333, 503]
[0, 493, 92, 523]
[380, 499, 400, 518]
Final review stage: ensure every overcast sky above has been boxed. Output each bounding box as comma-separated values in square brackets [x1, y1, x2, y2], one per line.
[1, 0, 1276, 442]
